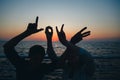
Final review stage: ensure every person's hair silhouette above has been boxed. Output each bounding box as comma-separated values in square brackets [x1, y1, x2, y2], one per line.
[29, 45, 45, 62]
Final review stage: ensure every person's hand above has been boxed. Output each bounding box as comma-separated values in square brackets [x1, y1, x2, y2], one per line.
[70, 27, 90, 44]
[25, 16, 44, 34]
[56, 24, 68, 46]
[45, 26, 53, 41]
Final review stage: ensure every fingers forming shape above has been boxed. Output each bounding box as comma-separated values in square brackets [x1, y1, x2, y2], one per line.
[35, 16, 39, 25]
[45, 26, 53, 33]
[61, 24, 64, 32]
[56, 26, 59, 33]
[82, 31, 91, 37]
[79, 27, 87, 33]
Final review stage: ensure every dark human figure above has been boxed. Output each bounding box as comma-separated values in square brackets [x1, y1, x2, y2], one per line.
[56, 24, 95, 80]
[3, 17, 58, 80]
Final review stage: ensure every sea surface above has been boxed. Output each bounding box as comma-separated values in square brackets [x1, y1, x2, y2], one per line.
[0, 40, 120, 80]
[0, 40, 120, 57]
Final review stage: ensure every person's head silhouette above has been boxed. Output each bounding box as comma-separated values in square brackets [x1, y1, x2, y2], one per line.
[29, 45, 45, 64]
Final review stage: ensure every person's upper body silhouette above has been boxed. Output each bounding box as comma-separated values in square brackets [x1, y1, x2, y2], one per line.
[3, 17, 59, 80]
[56, 24, 95, 80]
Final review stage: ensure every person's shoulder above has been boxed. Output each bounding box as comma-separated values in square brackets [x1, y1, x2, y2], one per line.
[80, 48, 88, 53]
[79, 48, 92, 57]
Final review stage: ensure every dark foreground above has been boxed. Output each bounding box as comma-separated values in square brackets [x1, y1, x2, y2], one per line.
[0, 56, 120, 80]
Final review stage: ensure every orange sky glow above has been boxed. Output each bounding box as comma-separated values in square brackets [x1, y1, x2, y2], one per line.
[0, 0, 120, 41]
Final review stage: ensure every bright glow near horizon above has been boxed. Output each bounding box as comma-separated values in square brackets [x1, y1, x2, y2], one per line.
[0, 0, 120, 41]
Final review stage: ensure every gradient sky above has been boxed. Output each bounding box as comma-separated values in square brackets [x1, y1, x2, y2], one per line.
[0, 0, 120, 41]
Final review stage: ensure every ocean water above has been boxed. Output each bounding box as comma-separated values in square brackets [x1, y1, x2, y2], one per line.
[0, 40, 120, 80]
[0, 40, 120, 57]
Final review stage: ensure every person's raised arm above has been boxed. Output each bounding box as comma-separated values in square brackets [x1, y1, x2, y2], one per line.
[70, 27, 90, 45]
[56, 24, 80, 65]
[3, 17, 44, 67]
[45, 26, 58, 63]
[56, 24, 77, 49]
[56, 25, 91, 64]
[60, 27, 91, 59]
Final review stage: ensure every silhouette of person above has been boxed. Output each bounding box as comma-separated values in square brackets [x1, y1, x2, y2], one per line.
[3, 17, 58, 80]
[56, 24, 95, 80]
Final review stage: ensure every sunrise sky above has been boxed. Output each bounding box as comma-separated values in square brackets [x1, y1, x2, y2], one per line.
[0, 0, 120, 41]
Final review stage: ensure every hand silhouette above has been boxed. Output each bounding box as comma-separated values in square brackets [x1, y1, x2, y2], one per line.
[56, 24, 67, 46]
[70, 27, 90, 44]
[45, 26, 53, 41]
[25, 16, 44, 34]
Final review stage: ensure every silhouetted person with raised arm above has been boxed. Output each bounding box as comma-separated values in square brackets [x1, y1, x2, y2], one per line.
[3, 17, 58, 80]
[45, 26, 58, 63]
[56, 24, 95, 80]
